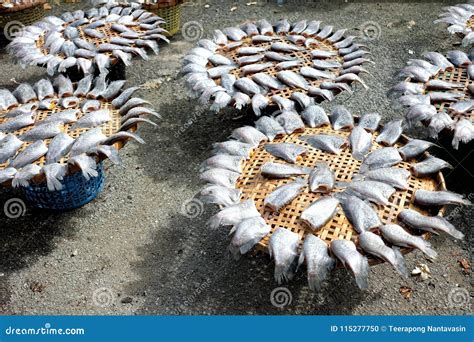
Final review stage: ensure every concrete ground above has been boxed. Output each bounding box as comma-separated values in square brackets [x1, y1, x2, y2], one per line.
[0, 0, 472, 315]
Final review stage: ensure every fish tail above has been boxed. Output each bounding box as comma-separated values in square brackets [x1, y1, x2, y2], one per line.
[352, 151, 365, 161]
[228, 243, 241, 260]
[307, 272, 323, 292]
[419, 239, 438, 261]
[46, 175, 63, 191]
[97, 145, 123, 166]
[392, 247, 409, 278]
[274, 262, 291, 285]
[104, 132, 145, 145]
[11, 177, 29, 188]
[354, 256, 369, 290]
[80, 164, 98, 181]
[447, 225, 464, 240]
[207, 214, 222, 229]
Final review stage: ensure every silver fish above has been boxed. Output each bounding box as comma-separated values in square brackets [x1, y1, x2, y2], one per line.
[311, 50, 337, 58]
[379, 224, 438, 261]
[264, 179, 306, 212]
[212, 140, 254, 159]
[348, 180, 396, 205]
[111, 86, 139, 109]
[0, 134, 24, 163]
[252, 73, 283, 90]
[429, 92, 463, 103]
[268, 227, 299, 284]
[54, 75, 74, 97]
[349, 126, 372, 160]
[398, 209, 464, 239]
[200, 167, 240, 188]
[264, 51, 297, 62]
[428, 111, 454, 138]
[118, 98, 150, 116]
[446, 50, 471, 66]
[452, 119, 473, 149]
[0, 113, 35, 133]
[12, 83, 37, 104]
[301, 196, 339, 231]
[81, 100, 101, 113]
[261, 162, 310, 178]
[201, 184, 242, 207]
[10, 140, 48, 169]
[256, 19, 273, 35]
[120, 107, 161, 123]
[425, 79, 463, 90]
[42, 162, 67, 191]
[271, 42, 302, 53]
[59, 96, 80, 108]
[301, 105, 330, 128]
[449, 99, 474, 114]
[410, 155, 452, 177]
[376, 119, 403, 146]
[0, 167, 17, 184]
[68, 154, 98, 180]
[358, 231, 408, 277]
[241, 62, 273, 75]
[208, 199, 260, 229]
[95, 54, 111, 75]
[12, 164, 41, 188]
[201, 154, 243, 173]
[251, 93, 269, 117]
[298, 235, 335, 291]
[290, 92, 314, 109]
[414, 189, 471, 206]
[360, 147, 402, 173]
[362, 167, 410, 190]
[255, 116, 285, 141]
[230, 126, 267, 146]
[299, 66, 335, 80]
[21, 122, 64, 141]
[397, 94, 430, 107]
[330, 105, 354, 131]
[338, 193, 381, 233]
[276, 70, 309, 90]
[422, 51, 454, 71]
[102, 80, 127, 100]
[291, 20, 307, 34]
[276, 60, 303, 70]
[392, 81, 424, 95]
[301, 134, 347, 154]
[313, 59, 342, 70]
[265, 143, 306, 163]
[46, 132, 75, 164]
[42, 109, 78, 125]
[237, 54, 264, 66]
[74, 75, 94, 97]
[84, 28, 105, 39]
[398, 139, 436, 160]
[232, 92, 251, 109]
[33, 79, 55, 101]
[222, 27, 247, 41]
[208, 65, 237, 78]
[309, 162, 335, 193]
[330, 239, 369, 290]
[358, 113, 381, 132]
[229, 217, 271, 258]
[275, 19, 291, 33]
[275, 110, 305, 134]
[209, 54, 233, 66]
[335, 73, 368, 89]
[213, 29, 228, 45]
[316, 25, 333, 39]
[234, 78, 262, 95]
[241, 22, 259, 36]
[302, 20, 321, 35]
[71, 109, 111, 130]
[237, 46, 267, 55]
[87, 75, 108, 99]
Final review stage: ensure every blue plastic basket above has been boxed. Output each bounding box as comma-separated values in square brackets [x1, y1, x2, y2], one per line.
[23, 163, 106, 210]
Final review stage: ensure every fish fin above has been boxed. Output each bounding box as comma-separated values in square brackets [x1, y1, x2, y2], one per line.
[419, 239, 438, 261]
[207, 213, 222, 229]
[228, 243, 241, 260]
[239, 238, 259, 255]
[358, 163, 369, 174]
[97, 145, 123, 166]
[11, 177, 29, 188]
[297, 252, 305, 269]
[392, 247, 409, 278]
[46, 175, 64, 191]
[103, 131, 145, 145]
[354, 256, 369, 290]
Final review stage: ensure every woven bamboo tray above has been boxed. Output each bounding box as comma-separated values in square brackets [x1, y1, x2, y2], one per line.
[234, 121, 446, 265]
[0, 81, 138, 186]
[183, 19, 370, 115]
[0, 0, 45, 13]
[0, 0, 45, 28]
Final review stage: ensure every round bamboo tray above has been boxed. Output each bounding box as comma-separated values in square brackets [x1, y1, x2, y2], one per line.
[0, 0, 45, 30]
[0, 77, 144, 188]
[399, 51, 474, 149]
[236, 124, 445, 265]
[142, 0, 182, 36]
[183, 19, 370, 115]
[8, 4, 167, 77]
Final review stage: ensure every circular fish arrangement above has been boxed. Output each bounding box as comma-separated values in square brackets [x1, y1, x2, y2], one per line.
[182, 19, 370, 115]
[0, 74, 159, 190]
[199, 105, 469, 290]
[434, 3, 474, 46]
[393, 50, 474, 149]
[7, 2, 168, 77]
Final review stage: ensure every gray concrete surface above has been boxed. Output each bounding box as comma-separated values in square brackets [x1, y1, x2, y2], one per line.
[0, 0, 472, 315]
